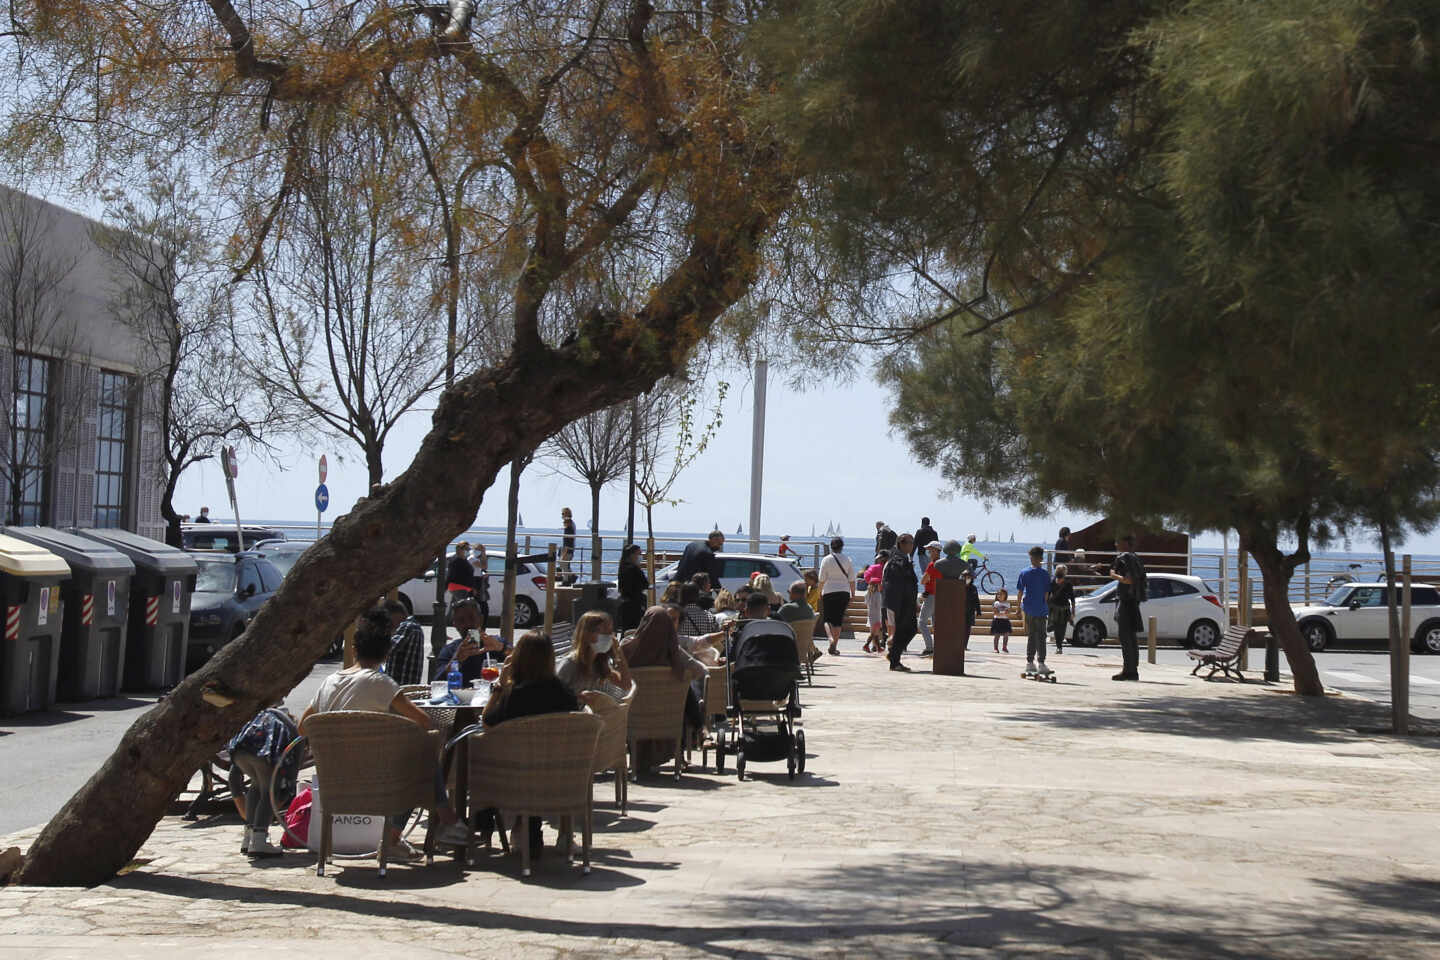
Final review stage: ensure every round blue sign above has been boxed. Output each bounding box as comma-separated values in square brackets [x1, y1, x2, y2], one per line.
[315, 484, 329, 513]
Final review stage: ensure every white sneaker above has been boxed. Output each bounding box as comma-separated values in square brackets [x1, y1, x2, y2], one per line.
[437, 822, 472, 846]
[1025, 661, 1036, 674]
[246, 830, 283, 857]
[1037, 663, 1053, 675]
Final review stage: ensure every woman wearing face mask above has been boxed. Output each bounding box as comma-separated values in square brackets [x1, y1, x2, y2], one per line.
[557, 610, 632, 701]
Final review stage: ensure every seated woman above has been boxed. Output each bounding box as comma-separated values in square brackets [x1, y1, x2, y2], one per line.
[482, 630, 584, 854]
[621, 605, 707, 772]
[712, 589, 739, 625]
[227, 702, 298, 858]
[299, 610, 468, 852]
[557, 611, 632, 701]
[750, 573, 782, 612]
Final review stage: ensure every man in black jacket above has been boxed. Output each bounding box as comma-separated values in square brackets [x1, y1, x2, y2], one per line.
[676, 530, 725, 584]
[914, 517, 938, 552]
[1110, 534, 1148, 681]
[884, 533, 919, 671]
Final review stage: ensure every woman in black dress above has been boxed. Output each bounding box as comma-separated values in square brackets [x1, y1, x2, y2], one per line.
[618, 543, 649, 631]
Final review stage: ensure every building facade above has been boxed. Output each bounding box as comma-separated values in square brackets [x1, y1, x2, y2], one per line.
[0, 186, 166, 541]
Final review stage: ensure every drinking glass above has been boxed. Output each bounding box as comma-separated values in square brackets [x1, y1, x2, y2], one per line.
[429, 680, 448, 700]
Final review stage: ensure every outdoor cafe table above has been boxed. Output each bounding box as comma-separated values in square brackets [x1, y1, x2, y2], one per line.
[410, 693, 488, 823]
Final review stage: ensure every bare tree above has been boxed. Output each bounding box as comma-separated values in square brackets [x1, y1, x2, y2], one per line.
[95, 173, 279, 546]
[246, 114, 450, 487]
[546, 403, 634, 580]
[0, 185, 90, 525]
[635, 378, 728, 543]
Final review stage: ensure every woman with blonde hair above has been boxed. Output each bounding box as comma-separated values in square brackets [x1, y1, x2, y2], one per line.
[557, 610, 631, 700]
[712, 589, 739, 624]
[750, 573, 781, 611]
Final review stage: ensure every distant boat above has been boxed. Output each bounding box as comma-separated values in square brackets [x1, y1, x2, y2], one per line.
[836, 523, 843, 535]
[1009, 532, 1015, 542]
[736, 523, 743, 534]
[810, 524, 815, 537]
[518, 513, 524, 527]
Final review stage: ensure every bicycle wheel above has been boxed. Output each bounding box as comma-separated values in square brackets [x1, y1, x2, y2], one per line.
[981, 569, 1005, 594]
[1324, 574, 1355, 592]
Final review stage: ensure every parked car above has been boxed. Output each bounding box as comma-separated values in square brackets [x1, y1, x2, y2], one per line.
[1292, 582, 1440, 653]
[1069, 573, 1228, 649]
[250, 539, 344, 657]
[182, 523, 288, 553]
[653, 552, 807, 597]
[187, 551, 284, 670]
[398, 558, 546, 628]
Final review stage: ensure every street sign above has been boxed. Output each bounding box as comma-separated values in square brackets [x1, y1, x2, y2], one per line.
[315, 484, 330, 513]
[319, 455, 328, 484]
[222, 445, 238, 479]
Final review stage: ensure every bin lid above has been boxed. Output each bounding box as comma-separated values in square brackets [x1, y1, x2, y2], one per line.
[71, 528, 199, 576]
[0, 532, 71, 578]
[3, 527, 136, 578]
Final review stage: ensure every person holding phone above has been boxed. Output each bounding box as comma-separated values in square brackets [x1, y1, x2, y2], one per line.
[430, 596, 508, 685]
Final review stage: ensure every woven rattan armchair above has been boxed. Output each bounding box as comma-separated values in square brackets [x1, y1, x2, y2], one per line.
[304, 711, 441, 878]
[586, 684, 635, 814]
[627, 665, 692, 781]
[463, 711, 603, 877]
[792, 618, 817, 685]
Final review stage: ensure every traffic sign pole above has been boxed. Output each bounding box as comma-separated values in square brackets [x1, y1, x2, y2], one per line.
[317, 456, 329, 538]
[223, 445, 244, 550]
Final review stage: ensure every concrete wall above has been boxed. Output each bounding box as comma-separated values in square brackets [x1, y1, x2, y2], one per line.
[0, 186, 166, 541]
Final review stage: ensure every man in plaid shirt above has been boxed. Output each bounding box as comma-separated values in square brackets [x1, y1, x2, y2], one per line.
[384, 600, 427, 685]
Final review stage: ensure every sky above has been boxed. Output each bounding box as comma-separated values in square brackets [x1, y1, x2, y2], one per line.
[174, 366, 1103, 549]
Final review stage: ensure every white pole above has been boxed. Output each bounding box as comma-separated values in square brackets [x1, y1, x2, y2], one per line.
[749, 355, 767, 553]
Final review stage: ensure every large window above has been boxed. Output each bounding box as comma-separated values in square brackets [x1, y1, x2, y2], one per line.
[94, 371, 132, 528]
[10, 353, 51, 525]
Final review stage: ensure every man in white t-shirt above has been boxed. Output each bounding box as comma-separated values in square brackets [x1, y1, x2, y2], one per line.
[300, 610, 469, 850]
[816, 537, 855, 656]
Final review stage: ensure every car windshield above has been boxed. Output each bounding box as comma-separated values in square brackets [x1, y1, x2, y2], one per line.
[264, 552, 300, 577]
[1323, 585, 1354, 606]
[1085, 582, 1116, 600]
[194, 559, 236, 594]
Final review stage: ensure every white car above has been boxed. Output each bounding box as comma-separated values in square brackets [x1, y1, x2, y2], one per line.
[1292, 582, 1440, 653]
[398, 559, 547, 628]
[654, 552, 807, 596]
[1069, 573, 1228, 649]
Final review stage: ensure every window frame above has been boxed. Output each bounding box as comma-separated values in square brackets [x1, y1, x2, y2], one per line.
[94, 370, 134, 529]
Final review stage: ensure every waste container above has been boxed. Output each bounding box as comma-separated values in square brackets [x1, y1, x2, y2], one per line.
[573, 581, 620, 625]
[0, 534, 71, 715]
[6, 527, 135, 700]
[72, 529, 197, 691]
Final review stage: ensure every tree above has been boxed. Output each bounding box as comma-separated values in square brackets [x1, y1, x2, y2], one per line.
[634, 378, 728, 542]
[246, 114, 450, 487]
[0, 184, 91, 525]
[95, 173, 278, 546]
[8, 0, 790, 885]
[545, 402, 634, 581]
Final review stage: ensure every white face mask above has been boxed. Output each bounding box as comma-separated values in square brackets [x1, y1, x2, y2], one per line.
[591, 633, 613, 653]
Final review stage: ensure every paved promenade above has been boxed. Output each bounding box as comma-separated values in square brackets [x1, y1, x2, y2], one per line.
[4, 646, 1440, 958]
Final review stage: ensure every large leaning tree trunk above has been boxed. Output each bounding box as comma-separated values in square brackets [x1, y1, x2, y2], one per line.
[10, 0, 791, 885]
[1241, 523, 1323, 696]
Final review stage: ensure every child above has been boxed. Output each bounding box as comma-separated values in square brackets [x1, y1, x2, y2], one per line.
[863, 552, 888, 653]
[991, 587, 1012, 653]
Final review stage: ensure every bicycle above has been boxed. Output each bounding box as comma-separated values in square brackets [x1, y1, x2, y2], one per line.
[1324, 562, 1385, 593]
[972, 559, 1005, 595]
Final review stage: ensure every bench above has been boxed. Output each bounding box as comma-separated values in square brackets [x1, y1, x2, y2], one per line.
[1188, 625, 1257, 681]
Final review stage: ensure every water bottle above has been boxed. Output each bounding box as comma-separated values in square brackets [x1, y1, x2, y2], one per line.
[447, 660, 463, 691]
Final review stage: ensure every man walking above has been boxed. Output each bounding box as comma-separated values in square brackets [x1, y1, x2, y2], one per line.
[1016, 546, 1053, 677]
[559, 508, 576, 584]
[1110, 534, 1147, 681]
[917, 541, 942, 656]
[884, 533, 919, 671]
[677, 529, 725, 585]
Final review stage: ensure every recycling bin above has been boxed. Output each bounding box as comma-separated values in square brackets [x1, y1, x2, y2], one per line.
[573, 580, 619, 625]
[0, 533, 71, 715]
[7, 527, 134, 700]
[72, 529, 197, 691]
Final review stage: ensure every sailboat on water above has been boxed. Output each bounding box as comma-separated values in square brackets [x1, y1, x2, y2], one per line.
[736, 522, 743, 535]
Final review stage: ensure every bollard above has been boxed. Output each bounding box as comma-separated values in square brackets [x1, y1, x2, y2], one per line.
[1147, 616, 1157, 664]
[646, 536, 657, 606]
[544, 543, 557, 635]
[1264, 630, 1279, 682]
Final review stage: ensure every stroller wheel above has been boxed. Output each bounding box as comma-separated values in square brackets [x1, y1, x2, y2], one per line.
[736, 748, 746, 781]
[796, 730, 807, 774]
[715, 737, 725, 774]
[787, 755, 796, 780]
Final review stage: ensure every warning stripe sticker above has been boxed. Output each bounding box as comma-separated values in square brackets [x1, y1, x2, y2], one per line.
[145, 595, 159, 626]
[81, 594, 94, 626]
[5, 605, 19, 642]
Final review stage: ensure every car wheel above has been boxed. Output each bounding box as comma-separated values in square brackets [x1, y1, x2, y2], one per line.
[513, 595, 540, 628]
[1301, 619, 1331, 652]
[1187, 619, 1220, 650]
[1414, 619, 1440, 655]
[1072, 618, 1106, 647]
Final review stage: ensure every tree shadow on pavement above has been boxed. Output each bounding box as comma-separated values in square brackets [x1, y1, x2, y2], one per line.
[111, 854, 1440, 959]
[993, 692, 1440, 748]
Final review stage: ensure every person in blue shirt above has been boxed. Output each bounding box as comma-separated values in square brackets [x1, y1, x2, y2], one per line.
[1016, 546, 1053, 676]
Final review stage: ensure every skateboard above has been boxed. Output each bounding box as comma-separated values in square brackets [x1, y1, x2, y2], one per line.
[1021, 668, 1058, 683]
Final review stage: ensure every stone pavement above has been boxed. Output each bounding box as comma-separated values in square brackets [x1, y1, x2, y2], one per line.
[5, 645, 1440, 958]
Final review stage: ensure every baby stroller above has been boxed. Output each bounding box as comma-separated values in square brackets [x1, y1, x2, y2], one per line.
[718, 619, 806, 780]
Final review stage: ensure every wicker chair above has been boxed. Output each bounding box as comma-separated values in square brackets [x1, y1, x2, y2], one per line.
[397, 684, 431, 698]
[792, 618, 817, 685]
[587, 684, 635, 814]
[627, 665, 692, 781]
[304, 711, 441, 878]
[697, 664, 728, 772]
[462, 712, 603, 877]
